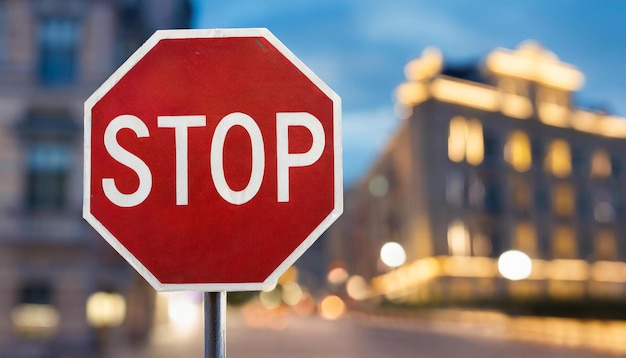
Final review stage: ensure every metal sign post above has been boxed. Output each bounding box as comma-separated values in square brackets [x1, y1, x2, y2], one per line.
[204, 291, 226, 358]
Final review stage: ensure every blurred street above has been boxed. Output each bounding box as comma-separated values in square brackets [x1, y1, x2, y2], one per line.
[114, 305, 622, 358]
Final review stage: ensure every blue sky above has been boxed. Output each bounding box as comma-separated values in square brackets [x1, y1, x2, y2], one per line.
[192, 0, 626, 185]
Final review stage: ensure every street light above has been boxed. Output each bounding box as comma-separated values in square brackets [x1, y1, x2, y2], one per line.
[498, 250, 532, 280]
[380, 242, 407, 268]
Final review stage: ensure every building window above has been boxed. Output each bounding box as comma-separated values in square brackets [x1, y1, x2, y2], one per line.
[513, 222, 537, 257]
[448, 116, 466, 163]
[544, 139, 571, 178]
[448, 116, 483, 165]
[552, 225, 577, 259]
[446, 170, 464, 207]
[484, 178, 502, 214]
[590, 149, 611, 179]
[534, 184, 549, 213]
[39, 17, 79, 85]
[594, 201, 615, 223]
[552, 183, 575, 217]
[504, 131, 532, 172]
[595, 229, 618, 261]
[11, 283, 59, 339]
[610, 155, 622, 180]
[447, 220, 471, 256]
[511, 180, 531, 213]
[26, 142, 70, 211]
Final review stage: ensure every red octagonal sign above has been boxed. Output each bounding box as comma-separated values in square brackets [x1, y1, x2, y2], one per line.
[83, 29, 342, 291]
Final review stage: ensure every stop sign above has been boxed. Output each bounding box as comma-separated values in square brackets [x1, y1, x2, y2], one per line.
[83, 29, 342, 292]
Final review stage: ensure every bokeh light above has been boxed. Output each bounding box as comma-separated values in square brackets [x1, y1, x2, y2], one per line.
[498, 250, 532, 281]
[319, 295, 346, 320]
[380, 242, 407, 268]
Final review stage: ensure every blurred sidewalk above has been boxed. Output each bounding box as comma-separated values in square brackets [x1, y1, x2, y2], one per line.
[355, 306, 626, 356]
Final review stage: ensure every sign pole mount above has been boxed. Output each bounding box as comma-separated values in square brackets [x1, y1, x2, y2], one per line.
[204, 291, 226, 358]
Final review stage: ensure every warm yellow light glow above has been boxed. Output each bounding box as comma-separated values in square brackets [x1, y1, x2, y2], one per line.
[404, 47, 442, 81]
[259, 288, 282, 310]
[442, 256, 497, 278]
[432, 78, 499, 111]
[395, 81, 428, 106]
[11, 304, 60, 337]
[502, 94, 533, 119]
[553, 183, 575, 217]
[447, 220, 470, 256]
[282, 282, 304, 306]
[591, 261, 626, 282]
[319, 295, 346, 320]
[346, 275, 369, 301]
[553, 225, 578, 259]
[486, 41, 584, 91]
[466, 119, 484, 165]
[327, 267, 349, 285]
[598, 116, 626, 138]
[538, 102, 569, 127]
[544, 139, 571, 178]
[87, 292, 126, 328]
[448, 116, 466, 163]
[167, 292, 200, 328]
[278, 266, 298, 285]
[504, 131, 532, 172]
[595, 230, 618, 261]
[570, 110, 598, 132]
[548, 259, 589, 281]
[591, 149, 612, 179]
[380, 242, 407, 268]
[514, 222, 537, 256]
[499, 78, 532, 119]
[498, 250, 532, 281]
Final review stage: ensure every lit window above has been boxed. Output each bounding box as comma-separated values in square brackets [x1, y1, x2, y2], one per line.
[448, 116, 466, 163]
[448, 116, 483, 165]
[544, 139, 571, 178]
[590, 149, 611, 179]
[511, 180, 531, 212]
[447, 220, 470, 256]
[595, 229, 618, 261]
[513, 222, 537, 257]
[552, 225, 577, 259]
[472, 234, 492, 257]
[552, 183, 575, 217]
[39, 17, 80, 85]
[504, 131, 532, 172]
[11, 283, 59, 339]
[466, 119, 484, 165]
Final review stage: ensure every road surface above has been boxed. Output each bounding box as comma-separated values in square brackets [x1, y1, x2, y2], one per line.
[118, 305, 620, 358]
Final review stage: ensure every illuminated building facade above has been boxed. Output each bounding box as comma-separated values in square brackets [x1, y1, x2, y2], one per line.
[0, 0, 190, 356]
[335, 42, 626, 307]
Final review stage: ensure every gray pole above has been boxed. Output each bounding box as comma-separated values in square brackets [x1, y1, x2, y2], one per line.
[204, 291, 226, 358]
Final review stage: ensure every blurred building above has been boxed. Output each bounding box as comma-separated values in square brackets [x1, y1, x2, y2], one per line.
[0, 0, 190, 356]
[332, 41, 626, 309]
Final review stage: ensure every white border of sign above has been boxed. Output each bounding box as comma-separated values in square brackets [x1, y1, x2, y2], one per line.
[83, 28, 342, 292]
